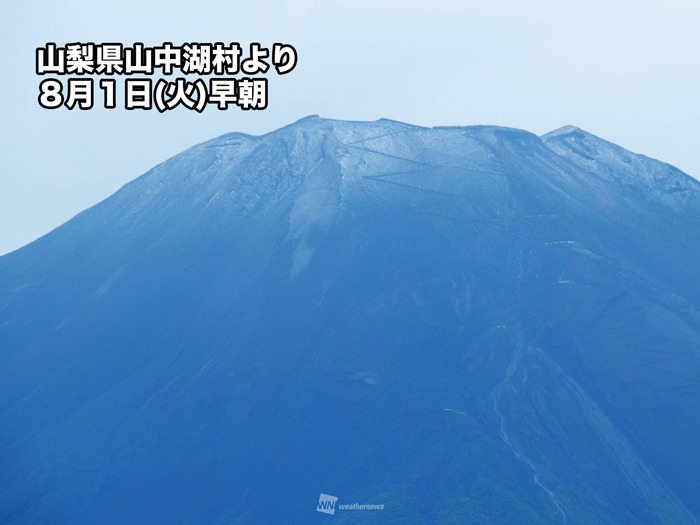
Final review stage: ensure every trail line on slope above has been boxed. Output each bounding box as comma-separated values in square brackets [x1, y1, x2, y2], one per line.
[492, 343, 568, 525]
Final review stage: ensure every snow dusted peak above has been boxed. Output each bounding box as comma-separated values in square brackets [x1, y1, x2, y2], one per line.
[258, 115, 424, 146]
[541, 123, 700, 213]
[541, 125, 586, 139]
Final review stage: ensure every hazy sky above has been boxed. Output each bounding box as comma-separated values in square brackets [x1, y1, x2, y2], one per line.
[1, 0, 699, 255]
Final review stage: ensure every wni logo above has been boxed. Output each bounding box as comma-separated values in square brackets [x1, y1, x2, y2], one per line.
[317, 493, 339, 515]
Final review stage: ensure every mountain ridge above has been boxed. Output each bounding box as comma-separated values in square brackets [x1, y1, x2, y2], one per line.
[3, 115, 697, 263]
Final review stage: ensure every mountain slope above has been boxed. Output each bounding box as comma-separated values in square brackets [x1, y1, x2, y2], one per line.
[1, 116, 699, 524]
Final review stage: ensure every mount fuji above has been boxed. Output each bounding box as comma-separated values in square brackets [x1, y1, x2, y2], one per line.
[1, 116, 700, 524]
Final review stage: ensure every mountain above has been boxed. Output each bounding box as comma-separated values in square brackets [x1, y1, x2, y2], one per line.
[1, 116, 700, 524]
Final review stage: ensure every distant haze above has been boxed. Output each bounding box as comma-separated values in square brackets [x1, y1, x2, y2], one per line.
[1, 0, 699, 255]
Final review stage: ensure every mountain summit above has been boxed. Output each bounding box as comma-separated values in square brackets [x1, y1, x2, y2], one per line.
[1, 117, 700, 524]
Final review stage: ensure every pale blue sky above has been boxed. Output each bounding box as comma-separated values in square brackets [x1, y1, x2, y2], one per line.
[1, 0, 699, 255]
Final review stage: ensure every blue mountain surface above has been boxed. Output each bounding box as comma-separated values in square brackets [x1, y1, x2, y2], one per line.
[1, 116, 700, 524]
